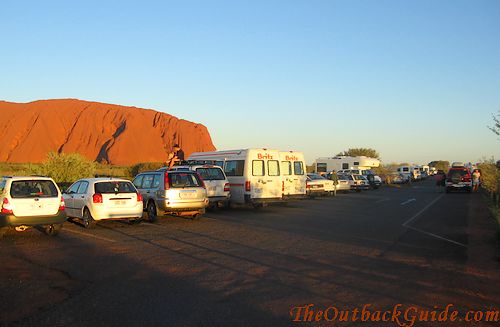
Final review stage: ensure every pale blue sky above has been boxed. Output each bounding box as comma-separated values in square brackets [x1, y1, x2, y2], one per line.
[1, 0, 499, 164]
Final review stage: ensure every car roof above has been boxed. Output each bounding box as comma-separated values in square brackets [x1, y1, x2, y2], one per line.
[3, 176, 54, 181]
[77, 177, 132, 183]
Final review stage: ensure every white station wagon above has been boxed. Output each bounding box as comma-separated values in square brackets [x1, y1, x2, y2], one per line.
[63, 178, 143, 228]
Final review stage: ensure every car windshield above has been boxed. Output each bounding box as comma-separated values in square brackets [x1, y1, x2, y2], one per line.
[338, 175, 348, 180]
[169, 173, 203, 188]
[94, 181, 136, 194]
[353, 175, 364, 180]
[10, 180, 58, 198]
[196, 167, 225, 180]
[308, 174, 325, 180]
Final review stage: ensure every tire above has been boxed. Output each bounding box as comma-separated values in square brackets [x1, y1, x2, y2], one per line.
[45, 223, 63, 236]
[82, 208, 97, 229]
[147, 201, 158, 223]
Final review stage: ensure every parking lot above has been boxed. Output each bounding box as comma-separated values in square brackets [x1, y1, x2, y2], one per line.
[1, 179, 499, 326]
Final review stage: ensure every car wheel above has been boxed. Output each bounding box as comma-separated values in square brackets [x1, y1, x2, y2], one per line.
[44, 223, 62, 236]
[82, 208, 97, 229]
[147, 201, 157, 223]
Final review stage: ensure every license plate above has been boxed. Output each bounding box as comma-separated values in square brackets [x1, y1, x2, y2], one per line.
[31, 204, 43, 209]
[209, 187, 216, 192]
[114, 200, 126, 205]
[311, 185, 320, 189]
[180, 191, 196, 199]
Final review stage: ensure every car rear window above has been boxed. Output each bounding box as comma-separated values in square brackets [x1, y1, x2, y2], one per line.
[94, 181, 136, 194]
[196, 167, 225, 180]
[448, 169, 468, 177]
[10, 180, 58, 198]
[169, 173, 203, 188]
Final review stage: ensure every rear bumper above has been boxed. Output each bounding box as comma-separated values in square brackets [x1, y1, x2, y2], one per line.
[90, 205, 143, 221]
[0, 211, 67, 227]
[244, 195, 283, 204]
[207, 195, 230, 203]
[158, 199, 208, 213]
[283, 193, 308, 200]
[351, 185, 370, 190]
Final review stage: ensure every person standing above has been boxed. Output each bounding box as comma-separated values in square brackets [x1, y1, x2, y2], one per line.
[472, 169, 481, 192]
[329, 170, 339, 196]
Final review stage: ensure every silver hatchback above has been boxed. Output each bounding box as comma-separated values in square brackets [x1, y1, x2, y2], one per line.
[133, 170, 208, 221]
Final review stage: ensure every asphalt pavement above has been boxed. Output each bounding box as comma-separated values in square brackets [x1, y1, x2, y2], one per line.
[1, 179, 499, 326]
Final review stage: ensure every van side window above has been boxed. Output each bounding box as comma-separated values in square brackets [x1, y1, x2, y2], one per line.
[342, 163, 349, 169]
[252, 160, 265, 176]
[281, 161, 292, 176]
[294, 161, 304, 175]
[354, 162, 359, 166]
[224, 160, 244, 176]
[268, 160, 280, 176]
[133, 175, 144, 188]
[215, 161, 224, 168]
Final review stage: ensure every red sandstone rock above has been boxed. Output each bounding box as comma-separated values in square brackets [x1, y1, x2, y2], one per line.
[0, 99, 216, 165]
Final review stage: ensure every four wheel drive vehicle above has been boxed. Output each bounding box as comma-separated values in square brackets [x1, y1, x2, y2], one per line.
[133, 170, 208, 221]
[63, 178, 143, 229]
[339, 174, 370, 192]
[0, 176, 67, 238]
[167, 165, 230, 208]
[446, 167, 472, 193]
[188, 149, 283, 207]
[306, 173, 335, 196]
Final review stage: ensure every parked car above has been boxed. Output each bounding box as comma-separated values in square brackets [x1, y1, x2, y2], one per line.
[0, 176, 67, 238]
[63, 178, 143, 229]
[133, 170, 208, 221]
[446, 166, 472, 193]
[168, 165, 230, 208]
[306, 173, 335, 196]
[326, 173, 351, 192]
[339, 174, 370, 192]
[386, 172, 407, 184]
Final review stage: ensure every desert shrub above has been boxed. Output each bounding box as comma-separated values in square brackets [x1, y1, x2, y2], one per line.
[127, 162, 165, 177]
[33, 152, 96, 184]
[478, 160, 499, 194]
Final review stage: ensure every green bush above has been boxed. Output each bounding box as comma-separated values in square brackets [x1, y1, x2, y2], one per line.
[127, 162, 165, 177]
[33, 152, 96, 184]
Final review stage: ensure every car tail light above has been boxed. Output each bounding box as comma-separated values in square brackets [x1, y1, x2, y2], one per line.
[136, 192, 143, 202]
[164, 172, 170, 190]
[224, 183, 230, 192]
[58, 196, 65, 211]
[306, 181, 310, 189]
[245, 181, 251, 192]
[282, 181, 285, 192]
[1, 198, 13, 214]
[462, 174, 471, 182]
[92, 193, 103, 203]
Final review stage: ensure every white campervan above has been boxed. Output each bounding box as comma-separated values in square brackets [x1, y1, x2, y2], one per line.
[279, 151, 307, 199]
[188, 149, 283, 207]
[314, 156, 380, 174]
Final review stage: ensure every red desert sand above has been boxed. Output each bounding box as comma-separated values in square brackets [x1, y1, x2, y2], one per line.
[0, 99, 216, 165]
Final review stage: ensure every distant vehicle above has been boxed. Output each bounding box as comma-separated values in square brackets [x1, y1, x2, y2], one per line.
[306, 173, 335, 196]
[314, 156, 380, 174]
[446, 166, 472, 193]
[188, 149, 283, 207]
[451, 162, 465, 168]
[397, 166, 420, 181]
[279, 151, 307, 199]
[386, 172, 406, 184]
[339, 174, 370, 192]
[133, 170, 208, 221]
[64, 178, 143, 228]
[0, 176, 67, 238]
[168, 165, 230, 208]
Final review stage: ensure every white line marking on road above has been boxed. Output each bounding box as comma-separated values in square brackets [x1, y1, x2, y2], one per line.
[402, 194, 443, 226]
[400, 194, 467, 247]
[406, 226, 467, 247]
[400, 198, 416, 205]
[64, 228, 116, 243]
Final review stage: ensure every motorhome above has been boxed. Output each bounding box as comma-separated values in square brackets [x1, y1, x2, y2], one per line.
[279, 151, 307, 198]
[314, 156, 380, 174]
[397, 166, 420, 180]
[188, 149, 283, 206]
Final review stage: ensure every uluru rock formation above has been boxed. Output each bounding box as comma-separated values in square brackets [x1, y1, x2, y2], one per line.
[0, 99, 216, 165]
